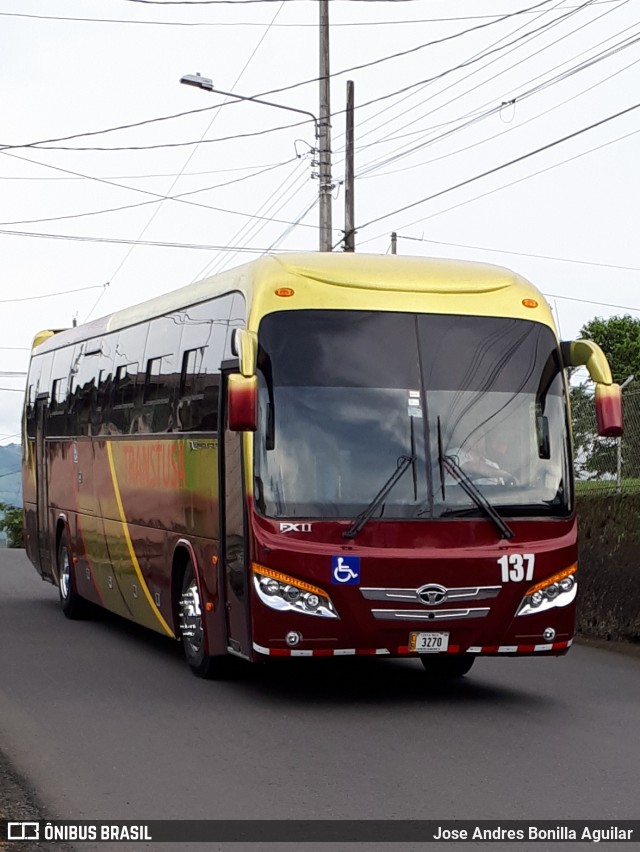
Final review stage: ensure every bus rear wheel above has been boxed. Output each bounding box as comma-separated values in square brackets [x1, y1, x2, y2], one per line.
[420, 654, 475, 678]
[57, 532, 90, 619]
[179, 561, 226, 679]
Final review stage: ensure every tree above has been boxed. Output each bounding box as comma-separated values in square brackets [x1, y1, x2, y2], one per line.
[579, 314, 640, 385]
[0, 502, 24, 548]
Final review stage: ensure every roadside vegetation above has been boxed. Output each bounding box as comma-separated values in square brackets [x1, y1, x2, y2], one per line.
[0, 503, 24, 548]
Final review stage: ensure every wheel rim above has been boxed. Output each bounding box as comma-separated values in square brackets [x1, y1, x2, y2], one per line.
[59, 548, 70, 600]
[179, 579, 204, 655]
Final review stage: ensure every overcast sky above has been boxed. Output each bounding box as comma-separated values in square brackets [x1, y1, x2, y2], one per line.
[1, 0, 639, 444]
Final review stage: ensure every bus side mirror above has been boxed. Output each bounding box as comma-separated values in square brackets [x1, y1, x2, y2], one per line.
[228, 374, 258, 432]
[595, 383, 623, 437]
[561, 339, 623, 436]
[536, 414, 550, 459]
[231, 328, 258, 377]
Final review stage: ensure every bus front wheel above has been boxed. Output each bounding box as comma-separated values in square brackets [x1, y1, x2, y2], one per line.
[420, 654, 475, 678]
[179, 561, 226, 679]
[57, 532, 90, 619]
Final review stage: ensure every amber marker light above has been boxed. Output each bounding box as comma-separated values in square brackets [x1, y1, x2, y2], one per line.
[205, 602, 214, 612]
[275, 287, 295, 297]
[522, 298, 539, 309]
[211, 555, 219, 566]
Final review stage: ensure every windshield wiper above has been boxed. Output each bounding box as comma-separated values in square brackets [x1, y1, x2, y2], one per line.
[442, 453, 515, 541]
[343, 455, 416, 539]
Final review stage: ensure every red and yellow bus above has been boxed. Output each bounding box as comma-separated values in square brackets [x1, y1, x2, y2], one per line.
[22, 253, 622, 678]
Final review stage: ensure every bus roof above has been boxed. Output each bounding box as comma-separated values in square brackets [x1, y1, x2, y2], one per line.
[32, 253, 554, 353]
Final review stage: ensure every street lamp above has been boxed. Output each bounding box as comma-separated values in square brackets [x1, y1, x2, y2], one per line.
[180, 74, 332, 252]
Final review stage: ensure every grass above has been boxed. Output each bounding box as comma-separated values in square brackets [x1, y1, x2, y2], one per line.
[575, 478, 640, 495]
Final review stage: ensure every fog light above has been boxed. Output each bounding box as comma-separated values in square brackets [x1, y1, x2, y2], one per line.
[285, 631, 302, 647]
[543, 627, 556, 641]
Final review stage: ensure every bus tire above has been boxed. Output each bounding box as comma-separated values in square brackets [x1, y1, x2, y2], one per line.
[420, 654, 475, 678]
[57, 531, 89, 620]
[179, 561, 226, 679]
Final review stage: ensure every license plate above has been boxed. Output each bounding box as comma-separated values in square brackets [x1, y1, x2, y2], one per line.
[409, 631, 449, 653]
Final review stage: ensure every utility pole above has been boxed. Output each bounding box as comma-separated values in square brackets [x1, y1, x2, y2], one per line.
[319, 0, 333, 252]
[390, 232, 397, 255]
[344, 80, 355, 252]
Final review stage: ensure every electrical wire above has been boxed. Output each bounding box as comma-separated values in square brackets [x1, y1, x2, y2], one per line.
[359, 120, 640, 241]
[0, 228, 277, 252]
[0, 284, 107, 303]
[358, 101, 640, 231]
[84, 0, 288, 320]
[356, 28, 640, 181]
[355, 33, 640, 181]
[397, 236, 640, 274]
[0, 158, 310, 229]
[5, 0, 560, 153]
[0, 2, 620, 26]
[200, 157, 312, 276]
[348, 0, 628, 176]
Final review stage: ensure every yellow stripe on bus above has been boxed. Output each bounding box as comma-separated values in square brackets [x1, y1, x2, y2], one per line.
[106, 441, 175, 638]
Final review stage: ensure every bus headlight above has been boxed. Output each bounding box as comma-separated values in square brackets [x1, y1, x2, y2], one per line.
[252, 564, 339, 619]
[516, 565, 577, 617]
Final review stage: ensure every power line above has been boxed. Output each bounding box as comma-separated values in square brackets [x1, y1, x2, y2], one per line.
[0, 158, 305, 228]
[545, 294, 640, 312]
[350, 0, 634, 178]
[360, 121, 640, 240]
[4, 116, 309, 152]
[0, 105, 221, 152]
[398, 236, 640, 274]
[0, 284, 107, 303]
[0, 3, 618, 26]
[359, 101, 640, 231]
[6, 0, 559, 153]
[0, 150, 314, 231]
[356, 42, 640, 181]
[0, 161, 289, 181]
[0, 229, 275, 252]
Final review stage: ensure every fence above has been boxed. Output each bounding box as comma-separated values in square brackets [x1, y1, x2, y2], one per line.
[572, 387, 640, 495]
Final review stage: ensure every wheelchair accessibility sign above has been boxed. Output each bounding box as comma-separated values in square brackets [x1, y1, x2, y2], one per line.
[331, 555, 360, 585]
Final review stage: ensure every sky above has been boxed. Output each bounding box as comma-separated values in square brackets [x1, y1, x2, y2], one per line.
[1, 0, 639, 444]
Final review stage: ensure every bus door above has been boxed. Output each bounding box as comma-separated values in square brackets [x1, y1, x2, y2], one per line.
[34, 396, 53, 579]
[219, 370, 252, 658]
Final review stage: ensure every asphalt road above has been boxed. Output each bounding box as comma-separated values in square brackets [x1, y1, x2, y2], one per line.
[0, 548, 638, 852]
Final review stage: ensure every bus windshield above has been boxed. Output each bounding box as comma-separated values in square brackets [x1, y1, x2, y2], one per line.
[254, 310, 571, 521]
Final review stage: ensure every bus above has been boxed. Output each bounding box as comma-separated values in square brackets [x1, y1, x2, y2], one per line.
[22, 253, 622, 678]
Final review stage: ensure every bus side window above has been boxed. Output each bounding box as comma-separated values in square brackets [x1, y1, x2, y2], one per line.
[178, 347, 219, 432]
[142, 355, 172, 432]
[114, 362, 138, 407]
[94, 334, 116, 435]
[48, 346, 75, 437]
[174, 294, 234, 433]
[141, 315, 181, 433]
